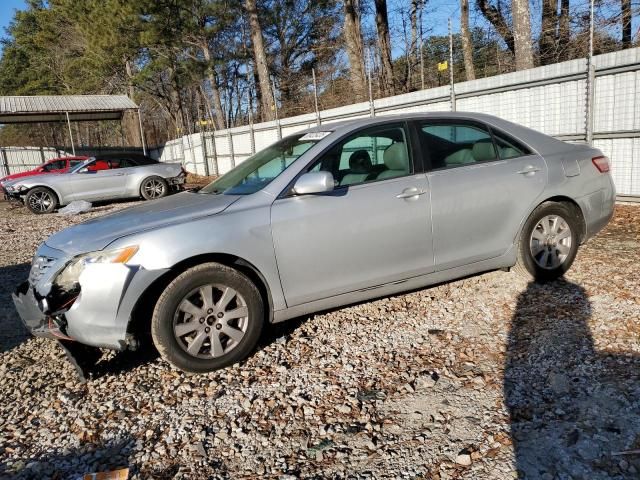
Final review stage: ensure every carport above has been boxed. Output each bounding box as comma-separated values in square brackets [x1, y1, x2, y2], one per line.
[0, 95, 146, 155]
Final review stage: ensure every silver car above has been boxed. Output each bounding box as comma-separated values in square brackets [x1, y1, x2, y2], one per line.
[12, 113, 615, 375]
[4, 153, 185, 213]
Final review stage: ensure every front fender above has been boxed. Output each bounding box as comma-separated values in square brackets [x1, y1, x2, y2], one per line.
[104, 202, 286, 311]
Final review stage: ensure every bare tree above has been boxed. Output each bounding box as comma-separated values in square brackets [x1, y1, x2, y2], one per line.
[511, 0, 534, 69]
[476, 0, 515, 54]
[621, 0, 632, 48]
[244, 0, 275, 121]
[461, 0, 476, 80]
[540, 0, 558, 65]
[374, 0, 395, 95]
[342, 0, 367, 101]
[558, 0, 570, 60]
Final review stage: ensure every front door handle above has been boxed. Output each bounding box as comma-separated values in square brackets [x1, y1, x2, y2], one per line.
[396, 187, 427, 199]
[517, 165, 541, 175]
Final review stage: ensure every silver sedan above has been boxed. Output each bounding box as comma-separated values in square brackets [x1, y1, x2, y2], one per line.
[4, 153, 185, 213]
[12, 113, 615, 375]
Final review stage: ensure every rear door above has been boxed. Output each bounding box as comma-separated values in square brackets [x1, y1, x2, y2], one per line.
[418, 119, 547, 270]
[270, 122, 434, 307]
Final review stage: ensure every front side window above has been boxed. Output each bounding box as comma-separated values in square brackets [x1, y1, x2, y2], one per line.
[421, 123, 497, 169]
[309, 124, 411, 187]
[201, 134, 320, 195]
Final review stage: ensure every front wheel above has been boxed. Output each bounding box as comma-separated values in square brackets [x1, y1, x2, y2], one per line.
[25, 187, 58, 214]
[514, 202, 581, 282]
[140, 176, 168, 200]
[151, 263, 264, 373]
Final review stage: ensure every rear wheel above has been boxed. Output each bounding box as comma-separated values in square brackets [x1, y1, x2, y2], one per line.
[151, 263, 264, 373]
[140, 176, 168, 200]
[514, 202, 581, 282]
[25, 187, 57, 214]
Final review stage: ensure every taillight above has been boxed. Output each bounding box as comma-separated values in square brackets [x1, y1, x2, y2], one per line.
[592, 156, 610, 173]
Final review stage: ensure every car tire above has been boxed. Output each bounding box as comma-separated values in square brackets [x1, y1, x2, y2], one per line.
[151, 263, 264, 373]
[514, 202, 581, 282]
[140, 176, 169, 200]
[25, 187, 58, 214]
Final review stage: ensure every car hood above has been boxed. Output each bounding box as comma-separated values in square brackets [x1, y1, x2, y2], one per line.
[1, 170, 45, 184]
[3, 173, 64, 186]
[45, 192, 241, 255]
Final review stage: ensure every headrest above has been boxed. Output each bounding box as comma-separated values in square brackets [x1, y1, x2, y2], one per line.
[383, 143, 409, 171]
[349, 150, 372, 173]
[472, 141, 497, 162]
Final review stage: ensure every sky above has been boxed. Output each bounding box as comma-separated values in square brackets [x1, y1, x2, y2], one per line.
[0, 0, 636, 58]
[0, 0, 25, 53]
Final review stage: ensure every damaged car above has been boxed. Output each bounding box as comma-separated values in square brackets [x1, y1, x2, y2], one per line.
[4, 153, 185, 213]
[12, 113, 615, 376]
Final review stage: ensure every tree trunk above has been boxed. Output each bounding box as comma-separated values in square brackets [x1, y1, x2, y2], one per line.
[244, 0, 275, 121]
[621, 0, 632, 48]
[558, 0, 570, 60]
[460, 0, 476, 80]
[200, 40, 227, 130]
[476, 0, 515, 54]
[511, 0, 534, 70]
[342, 0, 367, 101]
[374, 0, 395, 95]
[540, 0, 558, 65]
[124, 59, 142, 147]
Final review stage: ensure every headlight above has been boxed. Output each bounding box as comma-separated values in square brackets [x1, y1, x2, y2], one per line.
[55, 245, 139, 289]
[6, 184, 27, 192]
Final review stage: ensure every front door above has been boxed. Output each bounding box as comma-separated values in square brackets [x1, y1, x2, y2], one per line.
[271, 122, 434, 307]
[67, 159, 127, 201]
[418, 120, 547, 270]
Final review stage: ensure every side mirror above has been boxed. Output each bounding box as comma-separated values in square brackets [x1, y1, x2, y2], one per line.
[37, 167, 45, 172]
[293, 172, 334, 195]
[78, 167, 88, 173]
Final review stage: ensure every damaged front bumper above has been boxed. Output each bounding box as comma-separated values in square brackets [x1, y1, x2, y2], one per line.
[12, 243, 168, 351]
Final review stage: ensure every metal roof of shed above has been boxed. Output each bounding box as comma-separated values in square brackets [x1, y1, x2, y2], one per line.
[0, 95, 138, 123]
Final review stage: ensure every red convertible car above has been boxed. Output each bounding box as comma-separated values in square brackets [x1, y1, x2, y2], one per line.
[1, 156, 88, 197]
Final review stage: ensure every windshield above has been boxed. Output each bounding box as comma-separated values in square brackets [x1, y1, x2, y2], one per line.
[200, 134, 320, 195]
[69, 157, 95, 173]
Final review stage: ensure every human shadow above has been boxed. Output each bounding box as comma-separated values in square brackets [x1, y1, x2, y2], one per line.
[0, 262, 31, 353]
[504, 279, 640, 479]
[0, 434, 135, 479]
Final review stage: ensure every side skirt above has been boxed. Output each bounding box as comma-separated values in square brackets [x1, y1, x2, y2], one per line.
[272, 247, 516, 323]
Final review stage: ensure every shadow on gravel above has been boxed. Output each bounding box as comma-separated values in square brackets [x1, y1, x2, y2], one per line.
[0, 435, 135, 479]
[505, 279, 640, 479]
[0, 262, 30, 353]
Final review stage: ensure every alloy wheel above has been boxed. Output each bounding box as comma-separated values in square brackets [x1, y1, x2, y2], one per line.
[143, 179, 166, 198]
[172, 284, 249, 359]
[529, 214, 573, 270]
[28, 191, 53, 212]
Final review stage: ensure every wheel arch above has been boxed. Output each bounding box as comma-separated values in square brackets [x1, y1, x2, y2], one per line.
[24, 184, 62, 206]
[127, 252, 274, 342]
[515, 195, 587, 249]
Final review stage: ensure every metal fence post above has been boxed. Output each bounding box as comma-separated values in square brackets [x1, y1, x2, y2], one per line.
[200, 131, 210, 176]
[39, 147, 46, 164]
[210, 132, 219, 176]
[448, 18, 456, 112]
[368, 70, 375, 117]
[585, 0, 595, 145]
[228, 131, 235, 168]
[1, 148, 9, 176]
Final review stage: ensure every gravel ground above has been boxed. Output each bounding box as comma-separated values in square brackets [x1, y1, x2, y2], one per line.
[0, 199, 638, 479]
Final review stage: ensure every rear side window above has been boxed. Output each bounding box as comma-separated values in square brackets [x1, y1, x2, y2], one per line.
[492, 131, 529, 159]
[421, 123, 497, 169]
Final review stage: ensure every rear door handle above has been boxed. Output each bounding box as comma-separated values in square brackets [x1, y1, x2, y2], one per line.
[396, 187, 427, 199]
[517, 165, 541, 175]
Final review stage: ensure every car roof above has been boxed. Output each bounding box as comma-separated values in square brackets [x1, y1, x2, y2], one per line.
[301, 111, 569, 155]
